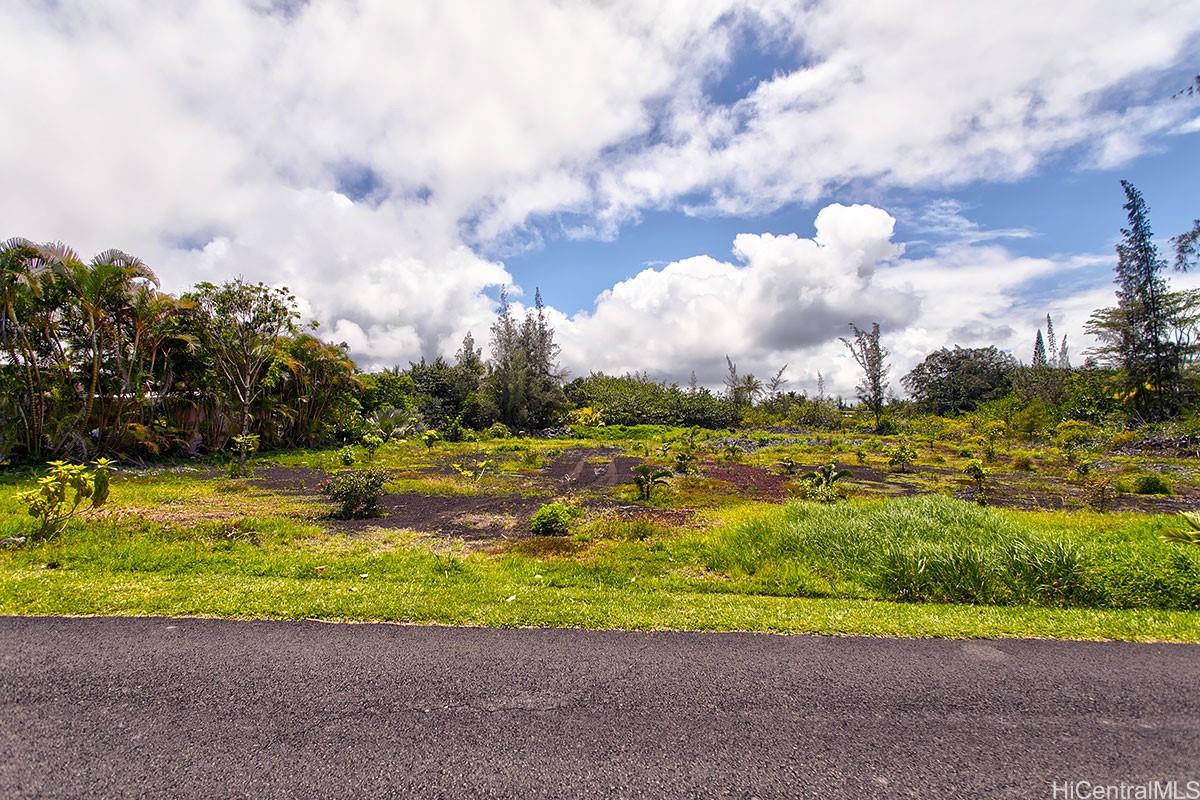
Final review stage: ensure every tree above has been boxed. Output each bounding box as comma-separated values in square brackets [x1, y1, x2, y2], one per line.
[1086, 182, 1195, 419]
[723, 356, 762, 407]
[902, 346, 1017, 414]
[840, 322, 889, 431]
[485, 288, 565, 430]
[1174, 220, 1200, 273]
[186, 279, 299, 471]
[1032, 329, 1047, 367]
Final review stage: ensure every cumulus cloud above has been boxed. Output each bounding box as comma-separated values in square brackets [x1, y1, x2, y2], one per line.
[2, 0, 1198, 384]
[552, 202, 1132, 395]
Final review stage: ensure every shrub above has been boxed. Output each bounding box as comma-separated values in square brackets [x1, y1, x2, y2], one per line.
[228, 433, 260, 477]
[337, 446, 356, 466]
[421, 430, 441, 449]
[529, 502, 581, 536]
[1133, 474, 1171, 495]
[1082, 476, 1115, 512]
[324, 468, 388, 519]
[481, 422, 511, 440]
[885, 439, 918, 472]
[361, 433, 384, 460]
[17, 459, 115, 540]
[1110, 430, 1137, 449]
[568, 406, 604, 427]
[963, 460, 988, 505]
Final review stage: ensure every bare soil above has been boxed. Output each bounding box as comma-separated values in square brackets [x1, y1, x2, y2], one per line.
[204, 447, 1200, 540]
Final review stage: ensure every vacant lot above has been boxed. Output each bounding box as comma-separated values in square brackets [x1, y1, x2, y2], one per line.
[3, 424, 1200, 641]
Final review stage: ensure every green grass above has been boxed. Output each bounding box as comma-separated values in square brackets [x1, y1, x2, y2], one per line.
[684, 496, 1200, 609]
[4, 433, 1200, 642]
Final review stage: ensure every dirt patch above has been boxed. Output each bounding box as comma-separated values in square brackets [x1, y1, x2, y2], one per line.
[331, 492, 546, 539]
[698, 462, 793, 501]
[542, 449, 642, 491]
[250, 465, 331, 493]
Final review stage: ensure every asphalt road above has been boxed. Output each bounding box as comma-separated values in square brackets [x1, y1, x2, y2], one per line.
[1, 617, 1197, 799]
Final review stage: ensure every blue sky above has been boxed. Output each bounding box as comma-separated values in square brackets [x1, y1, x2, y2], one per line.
[2, 1, 1199, 391]
[508, 119, 1200, 317]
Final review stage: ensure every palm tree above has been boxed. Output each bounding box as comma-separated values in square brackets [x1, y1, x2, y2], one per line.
[0, 238, 57, 456]
[52, 249, 158, 452]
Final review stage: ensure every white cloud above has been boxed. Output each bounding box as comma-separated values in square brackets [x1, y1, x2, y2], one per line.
[1, 0, 1198, 383]
[552, 202, 1131, 395]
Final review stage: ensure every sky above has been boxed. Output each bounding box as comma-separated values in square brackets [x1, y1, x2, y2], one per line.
[2, 0, 1199, 396]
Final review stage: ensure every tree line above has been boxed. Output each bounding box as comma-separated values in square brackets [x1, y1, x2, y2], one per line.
[4, 179, 1199, 464]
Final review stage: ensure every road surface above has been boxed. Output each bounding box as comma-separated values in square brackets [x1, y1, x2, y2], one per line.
[1, 616, 1197, 798]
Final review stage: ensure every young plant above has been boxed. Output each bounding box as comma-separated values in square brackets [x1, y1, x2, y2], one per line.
[802, 462, 850, 503]
[228, 433, 259, 477]
[962, 459, 988, 506]
[979, 420, 1006, 462]
[777, 456, 800, 476]
[361, 433, 384, 461]
[17, 459, 115, 540]
[451, 459, 495, 482]
[673, 451, 695, 475]
[1082, 475, 1115, 513]
[722, 442, 742, 463]
[323, 468, 388, 519]
[631, 465, 671, 501]
[421, 430, 441, 449]
[885, 439, 918, 472]
[337, 446, 356, 466]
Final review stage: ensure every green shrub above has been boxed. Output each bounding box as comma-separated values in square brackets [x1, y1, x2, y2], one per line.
[337, 446, 356, 466]
[1133, 474, 1171, 495]
[323, 468, 388, 519]
[17, 459, 115, 540]
[529, 502, 581, 536]
[885, 439, 918, 472]
[483, 422, 511, 440]
[361, 433, 384, 460]
[631, 465, 672, 500]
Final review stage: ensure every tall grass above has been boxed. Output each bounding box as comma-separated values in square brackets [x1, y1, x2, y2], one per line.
[694, 496, 1200, 609]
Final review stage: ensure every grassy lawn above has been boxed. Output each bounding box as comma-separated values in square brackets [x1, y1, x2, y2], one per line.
[3, 436, 1199, 642]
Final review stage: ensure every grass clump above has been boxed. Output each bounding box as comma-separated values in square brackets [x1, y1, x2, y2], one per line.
[694, 495, 1200, 610]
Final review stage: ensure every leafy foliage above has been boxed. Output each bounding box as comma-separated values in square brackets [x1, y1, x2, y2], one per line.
[323, 468, 388, 519]
[17, 459, 114, 539]
[902, 346, 1017, 414]
[802, 462, 850, 503]
[529, 502, 581, 536]
[565, 372, 738, 429]
[631, 465, 671, 501]
[885, 440, 918, 472]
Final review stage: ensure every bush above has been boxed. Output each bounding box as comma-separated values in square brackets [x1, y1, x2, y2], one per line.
[530, 502, 581, 536]
[885, 439, 918, 472]
[17, 459, 115, 540]
[323, 468, 388, 519]
[337, 446, 356, 466]
[482, 422, 511, 440]
[1133, 474, 1171, 495]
